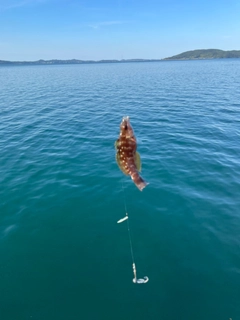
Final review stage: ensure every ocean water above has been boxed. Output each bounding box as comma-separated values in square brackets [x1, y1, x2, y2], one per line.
[0, 59, 240, 320]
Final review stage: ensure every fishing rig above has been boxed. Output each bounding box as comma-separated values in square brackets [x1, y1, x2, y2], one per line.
[117, 181, 149, 284]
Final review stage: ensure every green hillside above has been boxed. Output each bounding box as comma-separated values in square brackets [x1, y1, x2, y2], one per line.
[164, 49, 240, 60]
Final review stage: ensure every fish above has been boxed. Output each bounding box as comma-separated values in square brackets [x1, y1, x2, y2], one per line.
[115, 116, 148, 191]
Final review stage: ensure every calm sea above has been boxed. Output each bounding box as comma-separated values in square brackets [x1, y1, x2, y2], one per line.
[0, 60, 240, 320]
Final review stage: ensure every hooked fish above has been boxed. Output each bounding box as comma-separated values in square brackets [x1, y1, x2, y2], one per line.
[115, 116, 148, 191]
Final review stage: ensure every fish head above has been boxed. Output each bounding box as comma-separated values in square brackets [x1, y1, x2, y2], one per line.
[120, 116, 134, 138]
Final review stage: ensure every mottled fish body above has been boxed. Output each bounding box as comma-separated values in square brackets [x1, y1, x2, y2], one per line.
[115, 116, 148, 191]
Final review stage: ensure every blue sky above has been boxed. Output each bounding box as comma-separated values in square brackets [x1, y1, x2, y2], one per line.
[0, 0, 240, 60]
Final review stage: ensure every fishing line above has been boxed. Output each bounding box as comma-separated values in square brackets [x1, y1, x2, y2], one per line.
[117, 180, 149, 284]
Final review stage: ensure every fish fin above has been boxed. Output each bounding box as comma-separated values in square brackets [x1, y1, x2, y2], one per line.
[131, 173, 149, 191]
[116, 153, 128, 175]
[134, 152, 142, 172]
[114, 140, 119, 150]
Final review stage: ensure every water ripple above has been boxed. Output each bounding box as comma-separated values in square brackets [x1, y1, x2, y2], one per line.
[0, 60, 240, 319]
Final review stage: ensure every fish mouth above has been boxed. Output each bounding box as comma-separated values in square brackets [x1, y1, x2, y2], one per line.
[122, 116, 130, 123]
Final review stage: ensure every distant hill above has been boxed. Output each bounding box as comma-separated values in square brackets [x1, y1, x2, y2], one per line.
[0, 58, 161, 66]
[1, 50, 240, 65]
[164, 49, 240, 60]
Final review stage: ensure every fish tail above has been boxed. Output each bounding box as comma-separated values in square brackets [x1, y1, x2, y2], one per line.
[131, 172, 149, 191]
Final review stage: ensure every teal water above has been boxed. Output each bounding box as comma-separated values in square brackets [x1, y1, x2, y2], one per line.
[0, 60, 240, 320]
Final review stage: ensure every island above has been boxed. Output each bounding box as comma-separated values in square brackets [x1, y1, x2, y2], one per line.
[0, 58, 161, 66]
[164, 49, 240, 60]
[1, 50, 240, 65]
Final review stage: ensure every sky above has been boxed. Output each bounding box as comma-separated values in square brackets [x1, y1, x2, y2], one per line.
[0, 0, 240, 61]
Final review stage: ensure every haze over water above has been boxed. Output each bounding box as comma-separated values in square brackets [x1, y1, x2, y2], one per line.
[0, 59, 240, 320]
